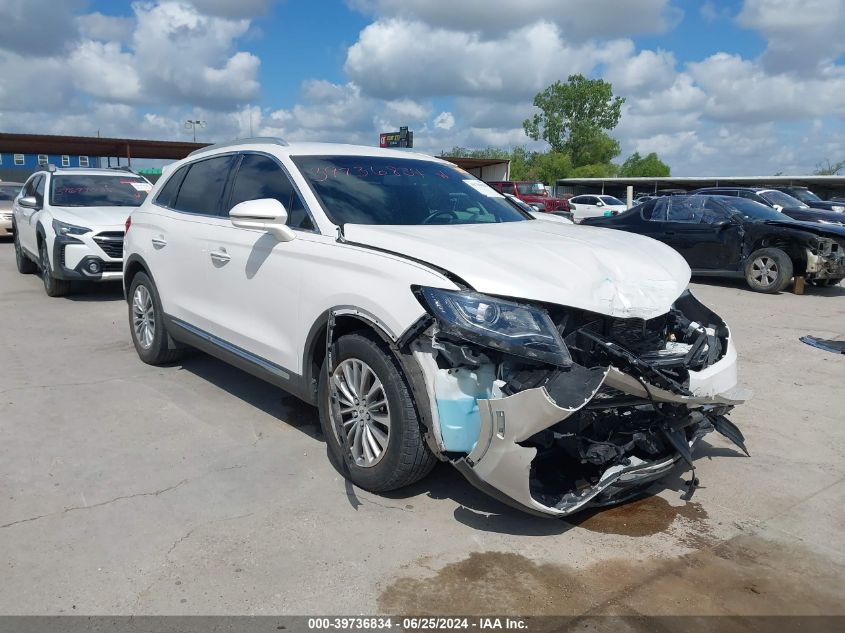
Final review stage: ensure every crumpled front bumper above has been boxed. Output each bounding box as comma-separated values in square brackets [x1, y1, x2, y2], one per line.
[452, 353, 748, 517]
[805, 248, 845, 281]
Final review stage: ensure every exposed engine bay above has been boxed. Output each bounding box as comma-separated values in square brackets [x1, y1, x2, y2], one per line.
[407, 289, 749, 517]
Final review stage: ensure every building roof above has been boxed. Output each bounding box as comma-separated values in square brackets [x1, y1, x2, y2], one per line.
[0, 132, 206, 160]
[440, 156, 511, 170]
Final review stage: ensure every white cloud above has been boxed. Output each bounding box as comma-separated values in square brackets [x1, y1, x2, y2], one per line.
[349, 0, 682, 39]
[433, 112, 455, 130]
[737, 0, 845, 72]
[188, 0, 277, 18]
[0, 0, 85, 56]
[131, 1, 261, 108]
[346, 19, 605, 100]
[77, 12, 135, 43]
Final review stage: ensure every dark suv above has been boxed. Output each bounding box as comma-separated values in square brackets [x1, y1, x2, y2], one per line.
[692, 187, 845, 226]
[770, 186, 845, 213]
[584, 195, 845, 292]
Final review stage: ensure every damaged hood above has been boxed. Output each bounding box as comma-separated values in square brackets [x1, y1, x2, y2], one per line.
[343, 221, 690, 320]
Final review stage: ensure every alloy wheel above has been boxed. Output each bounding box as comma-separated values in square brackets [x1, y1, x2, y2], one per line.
[329, 358, 391, 468]
[751, 256, 778, 287]
[132, 285, 156, 349]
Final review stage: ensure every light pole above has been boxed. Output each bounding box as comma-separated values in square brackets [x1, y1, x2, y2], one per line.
[185, 119, 206, 142]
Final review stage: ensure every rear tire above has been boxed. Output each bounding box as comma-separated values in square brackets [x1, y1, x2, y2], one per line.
[318, 332, 436, 493]
[744, 248, 792, 293]
[128, 271, 184, 365]
[13, 225, 36, 274]
[39, 240, 70, 297]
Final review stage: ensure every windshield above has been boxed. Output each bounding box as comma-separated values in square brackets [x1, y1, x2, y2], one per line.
[292, 156, 529, 225]
[788, 188, 821, 203]
[717, 196, 791, 221]
[759, 189, 808, 209]
[0, 185, 22, 201]
[600, 195, 624, 205]
[50, 175, 151, 207]
[516, 182, 547, 196]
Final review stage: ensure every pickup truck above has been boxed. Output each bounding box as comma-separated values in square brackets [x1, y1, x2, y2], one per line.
[486, 180, 570, 214]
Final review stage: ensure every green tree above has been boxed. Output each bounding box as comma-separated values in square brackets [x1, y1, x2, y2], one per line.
[813, 159, 845, 175]
[523, 74, 625, 167]
[619, 152, 671, 177]
[532, 152, 573, 184]
[571, 163, 619, 178]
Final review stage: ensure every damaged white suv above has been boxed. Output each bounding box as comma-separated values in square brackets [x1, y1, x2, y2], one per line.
[123, 138, 748, 517]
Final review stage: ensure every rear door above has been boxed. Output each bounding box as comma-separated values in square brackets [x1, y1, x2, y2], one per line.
[196, 152, 316, 373]
[662, 197, 742, 270]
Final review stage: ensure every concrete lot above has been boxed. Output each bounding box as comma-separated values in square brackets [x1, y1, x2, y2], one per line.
[1, 237, 844, 616]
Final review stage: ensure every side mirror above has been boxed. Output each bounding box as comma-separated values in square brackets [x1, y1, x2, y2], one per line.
[596, 200, 604, 207]
[229, 198, 296, 242]
[18, 195, 39, 209]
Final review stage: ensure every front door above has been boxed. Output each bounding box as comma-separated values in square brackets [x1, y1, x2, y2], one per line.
[197, 152, 317, 374]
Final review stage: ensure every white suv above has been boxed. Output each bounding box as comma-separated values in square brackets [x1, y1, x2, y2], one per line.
[123, 138, 748, 517]
[12, 167, 152, 296]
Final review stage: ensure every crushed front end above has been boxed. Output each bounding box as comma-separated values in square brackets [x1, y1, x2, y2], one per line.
[408, 288, 749, 517]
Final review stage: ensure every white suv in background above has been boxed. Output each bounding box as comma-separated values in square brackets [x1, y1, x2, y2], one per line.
[568, 194, 628, 222]
[122, 138, 747, 517]
[12, 167, 152, 296]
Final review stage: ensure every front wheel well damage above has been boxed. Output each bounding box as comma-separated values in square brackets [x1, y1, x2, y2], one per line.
[749, 237, 805, 273]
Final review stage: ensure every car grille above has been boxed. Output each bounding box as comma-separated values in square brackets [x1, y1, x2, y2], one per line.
[93, 232, 124, 259]
[102, 262, 122, 272]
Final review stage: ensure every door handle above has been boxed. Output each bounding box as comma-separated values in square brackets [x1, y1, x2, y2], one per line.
[210, 250, 230, 264]
[151, 237, 167, 248]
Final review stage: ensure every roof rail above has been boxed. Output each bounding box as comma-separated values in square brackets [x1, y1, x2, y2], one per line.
[187, 136, 289, 157]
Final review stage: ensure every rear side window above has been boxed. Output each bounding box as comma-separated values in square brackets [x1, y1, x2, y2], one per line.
[667, 197, 707, 223]
[173, 155, 236, 215]
[155, 165, 189, 208]
[643, 198, 668, 221]
[228, 154, 314, 230]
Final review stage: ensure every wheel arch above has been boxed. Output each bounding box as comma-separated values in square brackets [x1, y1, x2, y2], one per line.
[303, 308, 396, 405]
[749, 235, 806, 274]
[123, 253, 154, 302]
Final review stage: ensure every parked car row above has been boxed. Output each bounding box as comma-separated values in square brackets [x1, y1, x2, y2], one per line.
[6, 139, 748, 518]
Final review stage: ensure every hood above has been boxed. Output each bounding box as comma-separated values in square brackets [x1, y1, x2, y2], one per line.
[761, 218, 845, 240]
[53, 206, 133, 229]
[779, 207, 845, 226]
[343, 221, 691, 320]
[0, 201, 13, 211]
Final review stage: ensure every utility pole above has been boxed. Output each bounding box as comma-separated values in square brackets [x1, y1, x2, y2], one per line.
[185, 119, 206, 142]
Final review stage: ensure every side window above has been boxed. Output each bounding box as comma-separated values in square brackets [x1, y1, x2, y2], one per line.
[228, 154, 314, 230]
[31, 176, 45, 206]
[738, 190, 763, 204]
[23, 175, 39, 197]
[155, 165, 189, 208]
[667, 197, 706, 223]
[500, 183, 515, 195]
[643, 198, 668, 221]
[173, 155, 236, 215]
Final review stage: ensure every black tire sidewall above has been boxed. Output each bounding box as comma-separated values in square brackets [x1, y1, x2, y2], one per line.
[318, 333, 424, 492]
[39, 240, 68, 296]
[745, 248, 792, 293]
[128, 272, 171, 364]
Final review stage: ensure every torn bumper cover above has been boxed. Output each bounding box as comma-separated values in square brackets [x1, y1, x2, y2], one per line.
[411, 288, 750, 518]
[455, 366, 748, 517]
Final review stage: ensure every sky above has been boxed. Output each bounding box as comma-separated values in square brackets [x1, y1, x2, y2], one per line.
[1, 0, 845, 176]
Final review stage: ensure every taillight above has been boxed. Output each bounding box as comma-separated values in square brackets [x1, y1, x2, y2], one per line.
[125, 215, 131, 234]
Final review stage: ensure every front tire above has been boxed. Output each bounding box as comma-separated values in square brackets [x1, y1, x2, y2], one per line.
[318, 332, 436, 493]
[39, 240, 70, 297]
[14, 225, 37, 274]
[128, 272, 184, 365]
[744, 247, 792, 293]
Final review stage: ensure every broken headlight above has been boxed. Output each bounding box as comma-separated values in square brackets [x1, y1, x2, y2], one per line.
[417, 287, 572, 367]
